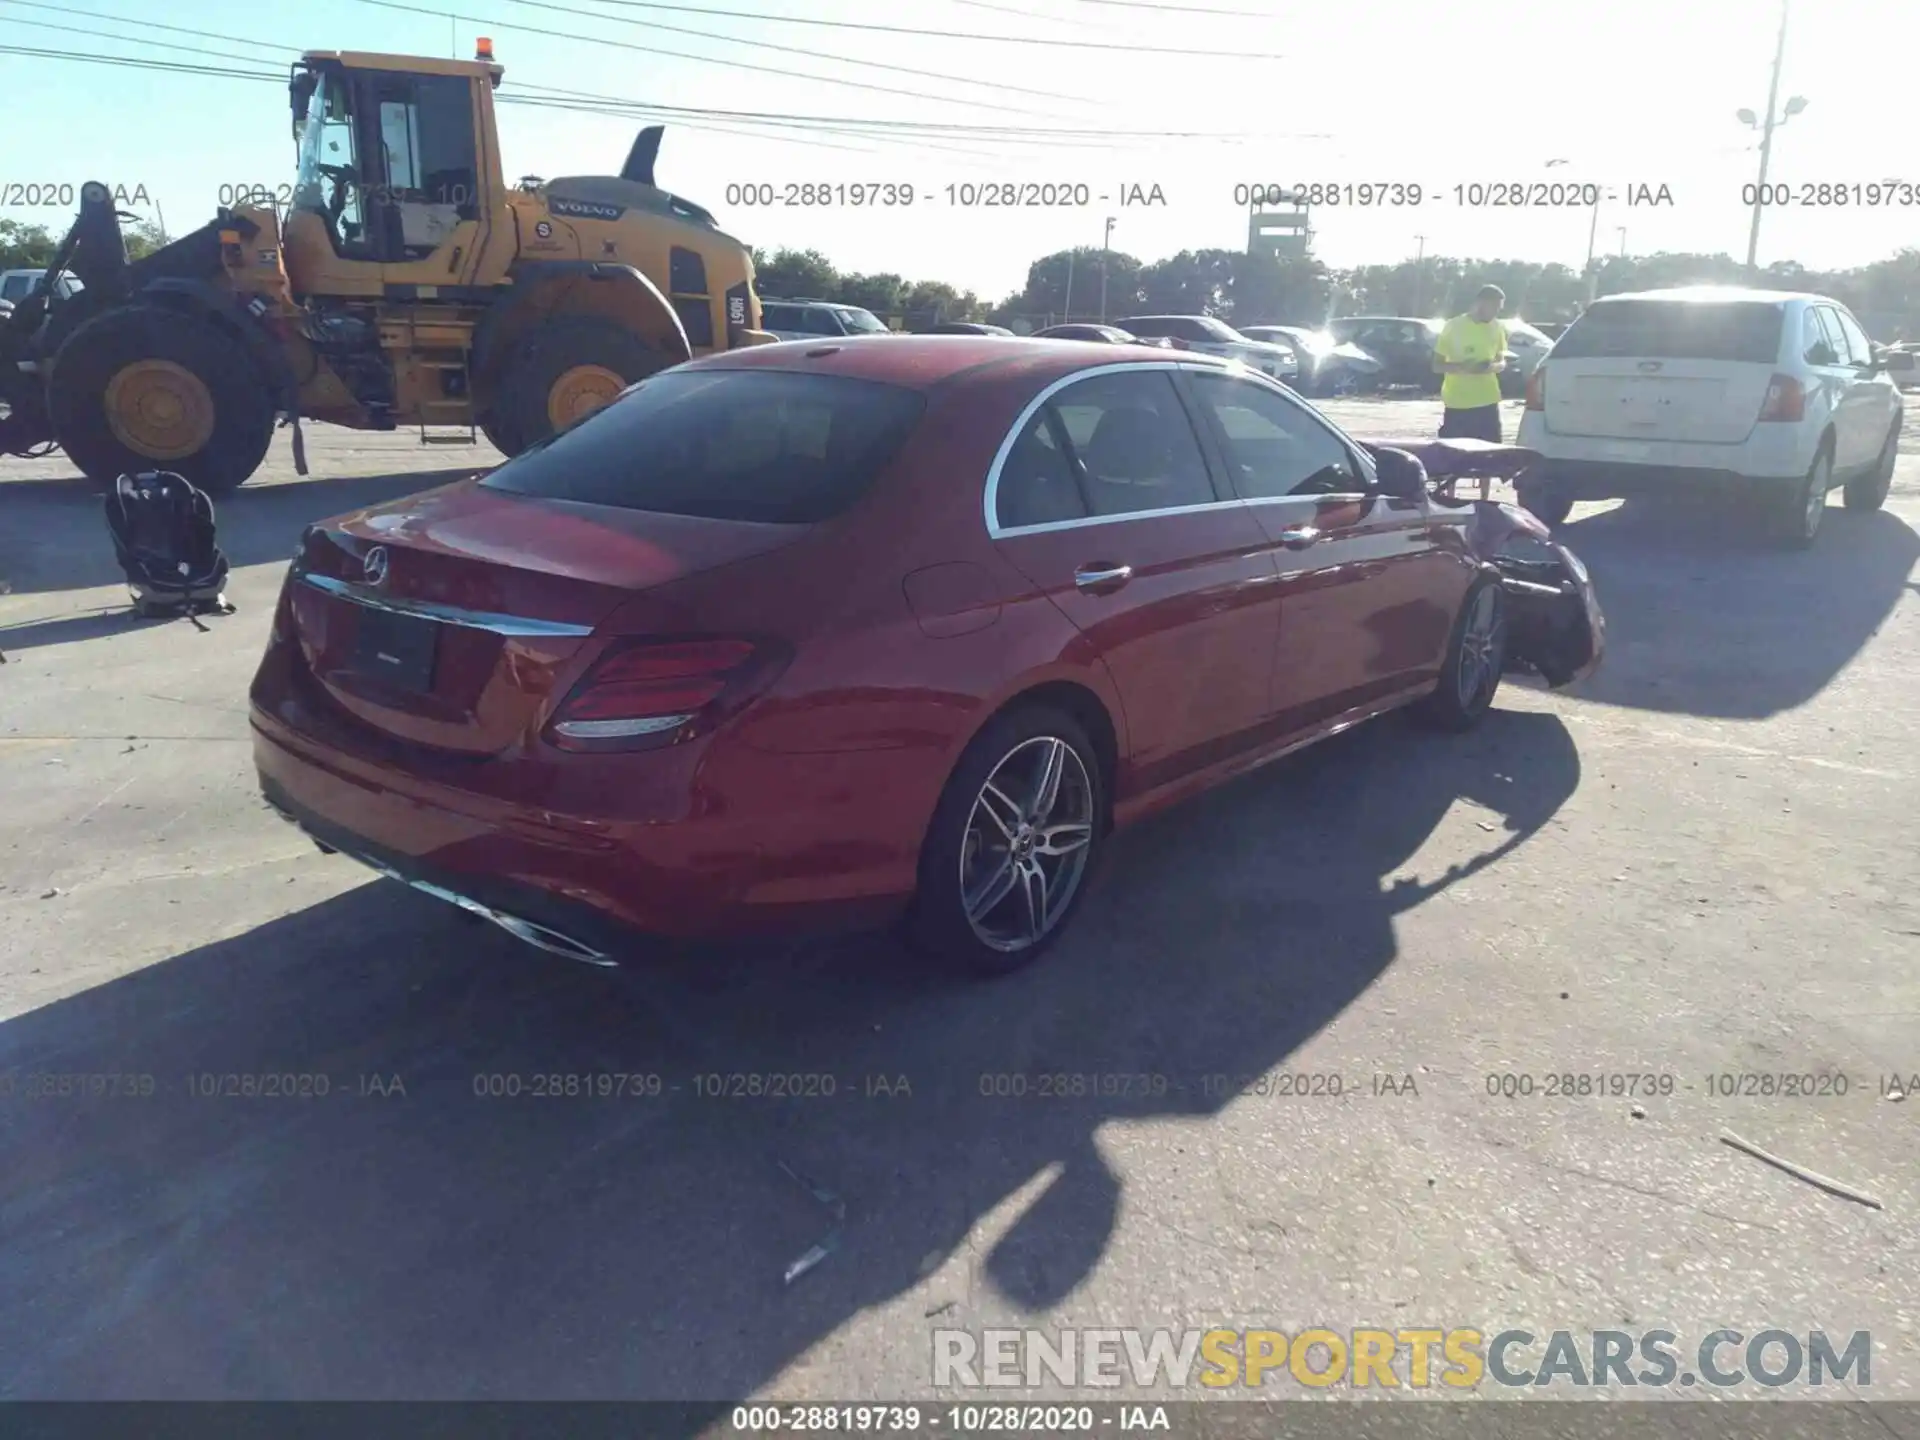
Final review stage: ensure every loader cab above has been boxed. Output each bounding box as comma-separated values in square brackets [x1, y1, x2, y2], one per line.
[288, 53, 506, 291]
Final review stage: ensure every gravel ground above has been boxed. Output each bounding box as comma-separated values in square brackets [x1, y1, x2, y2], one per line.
[1, 404, 1916, 1412]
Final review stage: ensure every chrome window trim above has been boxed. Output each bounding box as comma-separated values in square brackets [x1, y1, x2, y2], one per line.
[295, 570, 596, 637]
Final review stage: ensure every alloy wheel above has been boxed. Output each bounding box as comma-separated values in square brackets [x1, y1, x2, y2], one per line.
[959, 735, 1095, 953]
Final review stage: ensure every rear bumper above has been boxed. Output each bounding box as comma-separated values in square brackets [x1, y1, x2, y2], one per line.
[251, 701, 923, 952]
[1515, 416, 1812, 488]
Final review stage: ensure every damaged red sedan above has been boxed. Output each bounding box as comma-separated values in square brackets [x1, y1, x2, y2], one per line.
[250, 338, 1603, 975]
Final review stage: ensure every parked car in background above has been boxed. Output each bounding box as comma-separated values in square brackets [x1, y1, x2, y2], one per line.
[1117, 314, 1300, 384]
[252, 338, 1600, 978]
[1325, 316, 1446, 391]
[0, 269, 83, 305]
[1532, 321, 1572, 342]
[1239, 325, 1384, 397]
[1515, 286, 1905, 547]
[759, 298, 891, 341]
[925, 321, 1014, 336]
[1035, 323, 1148, 345]
[1885, 341, 1920, 391]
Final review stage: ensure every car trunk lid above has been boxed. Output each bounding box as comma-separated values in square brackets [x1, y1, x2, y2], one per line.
[287, 479, 808, 755]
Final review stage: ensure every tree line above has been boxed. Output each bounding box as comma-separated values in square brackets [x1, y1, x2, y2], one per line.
[8, 214, 1914, 339]
[753, 243, 1920, 337]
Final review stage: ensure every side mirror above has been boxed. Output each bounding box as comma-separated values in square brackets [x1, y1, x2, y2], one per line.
[1370, 446, 1428, 500]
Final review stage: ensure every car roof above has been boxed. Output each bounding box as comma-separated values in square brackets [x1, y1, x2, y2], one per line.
[1592, 285, 1821, 306]
[683, 334, 1235, 390]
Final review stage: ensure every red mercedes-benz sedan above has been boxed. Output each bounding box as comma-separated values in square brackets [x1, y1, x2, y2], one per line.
[251, 336, 1603, 975]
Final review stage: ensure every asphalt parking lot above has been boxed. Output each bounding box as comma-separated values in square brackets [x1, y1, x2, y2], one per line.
[2, 398, 1917, 1408]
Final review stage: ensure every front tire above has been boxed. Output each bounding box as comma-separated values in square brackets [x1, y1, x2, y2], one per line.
[47, 303, 275, 494]
[1843, 421, 1899, 512]
[1413, 578, 1508, 732]
[496, 317, 668, 455]
[910, 706, 1106, 977]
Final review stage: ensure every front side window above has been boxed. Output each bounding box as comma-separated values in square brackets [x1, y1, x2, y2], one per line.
[1802, 309, 1835, 365]
[1190, 372, 1365, 498]
[1813, 308, 1851, 367]
[1832, 309, 1874, 368]
[292, 72, 365, 247]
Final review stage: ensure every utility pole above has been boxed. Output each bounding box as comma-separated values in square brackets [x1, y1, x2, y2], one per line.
[1412, 235, 1426, 315]
[1063, 250, 1075, 325]
[1617, 226, 1628, 259]
[1099, 216, 1115, 321]
[1744, 0, 1796, 272]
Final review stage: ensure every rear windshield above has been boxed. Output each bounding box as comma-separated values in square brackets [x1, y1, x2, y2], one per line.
[482, 369, 927, 524]
[1553, 300, 1785, 363]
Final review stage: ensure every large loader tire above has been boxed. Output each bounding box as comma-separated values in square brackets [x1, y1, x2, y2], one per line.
[495, 317, 669, 454]
[47, 303, 275, 494]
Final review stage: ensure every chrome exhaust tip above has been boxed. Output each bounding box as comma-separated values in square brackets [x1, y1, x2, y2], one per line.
[334, 848, 619, 968]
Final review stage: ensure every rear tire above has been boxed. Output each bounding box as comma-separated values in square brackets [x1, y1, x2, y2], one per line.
[1843, 420, 1898, 512]
[1769, 442, 1832, 550]
[909, 705, 1107, 978]
[47, 303, 275, 494]
[1413, 578, 1507, 733]
[496, 317, 668, 454]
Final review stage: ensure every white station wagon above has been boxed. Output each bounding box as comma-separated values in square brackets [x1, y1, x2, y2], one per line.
[1515, 287, 1906, 548]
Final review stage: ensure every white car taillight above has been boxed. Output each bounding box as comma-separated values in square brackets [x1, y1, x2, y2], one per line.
[1758, 374, 1805, 422]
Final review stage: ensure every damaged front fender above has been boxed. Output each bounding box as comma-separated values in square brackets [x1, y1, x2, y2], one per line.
[1466, 498, 1606, 688]
[1366, 441, 1605, 689]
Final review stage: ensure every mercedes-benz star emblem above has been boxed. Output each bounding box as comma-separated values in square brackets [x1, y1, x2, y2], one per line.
[363, 545, 390, 586]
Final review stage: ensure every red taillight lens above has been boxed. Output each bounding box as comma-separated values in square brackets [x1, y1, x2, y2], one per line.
[1524, 365, 1546, 411]
[1758, 374, 1804, 422]
[547, 638, 779, 749]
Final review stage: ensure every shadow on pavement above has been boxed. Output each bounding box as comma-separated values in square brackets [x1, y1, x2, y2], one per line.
[0, 468, 486, 603]
[1552, 499, 1919, 720]
[0, 707, 1579, 1406]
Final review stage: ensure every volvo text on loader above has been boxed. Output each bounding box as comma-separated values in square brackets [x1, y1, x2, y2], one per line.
[0, 41, 774, 492]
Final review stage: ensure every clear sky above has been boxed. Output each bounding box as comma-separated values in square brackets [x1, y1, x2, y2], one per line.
[1, 0, 1912, 300]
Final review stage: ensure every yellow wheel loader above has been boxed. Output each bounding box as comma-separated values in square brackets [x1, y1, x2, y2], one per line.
[0, 42, 774, 492]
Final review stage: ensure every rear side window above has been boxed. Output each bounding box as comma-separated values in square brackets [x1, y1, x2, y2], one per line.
[1553, 300, 1785, 363]
[1044, 370, 1215, 518]
[762, 304, 800, 329]
[482, 369, 926, 523]
[0, 274, 32, 301]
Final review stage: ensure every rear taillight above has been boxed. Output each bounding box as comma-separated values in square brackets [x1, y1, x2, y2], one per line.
[1758, 374, 1804, 422]
[1524, 365, 1546, 411]
[546, 637, 786, 750]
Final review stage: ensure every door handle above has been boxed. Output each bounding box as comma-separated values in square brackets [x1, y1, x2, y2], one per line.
[1074, 563, 1133, 593]
[1278, 526, 1321, 550]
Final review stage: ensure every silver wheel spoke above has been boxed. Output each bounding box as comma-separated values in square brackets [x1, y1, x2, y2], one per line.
[976, 780, 1022, 841]
[1015, 858, 1050, 939]
[1030, 738, 1067, 823]
[964, 854, 1018, 923]
[1034, 822, 1092, 857]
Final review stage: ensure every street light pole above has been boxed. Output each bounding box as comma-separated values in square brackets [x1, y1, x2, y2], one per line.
[1745, 0, 1792, 272]
[1617, 226, 1627, 259]
[1099, 216, 1115, 321]
[1063, 250, 1075, 325]
[1549, 158, 1604, 304]
[1412, 234, 1425, 315]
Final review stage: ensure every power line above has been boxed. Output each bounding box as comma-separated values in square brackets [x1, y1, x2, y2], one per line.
[0, 8, 1321, 143]
[1, 14, 287, 68]
[1068, 0, 1269, 14]
[492, 0, 1103, 109]
[535, 0, 1286, 57]
[347, 0, 1069, 114]
[0, 42, 280, 81]
[0, 0, 292, 55]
